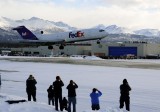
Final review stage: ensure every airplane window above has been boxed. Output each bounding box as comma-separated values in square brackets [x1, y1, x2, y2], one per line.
[99, 29, 105, 32]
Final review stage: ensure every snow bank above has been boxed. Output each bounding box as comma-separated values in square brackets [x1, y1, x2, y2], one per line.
[0, 93, 56, 112]
[0, 94, 128, 112]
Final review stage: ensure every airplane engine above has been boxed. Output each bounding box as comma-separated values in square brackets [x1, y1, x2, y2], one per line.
[97, 39, 101, 44]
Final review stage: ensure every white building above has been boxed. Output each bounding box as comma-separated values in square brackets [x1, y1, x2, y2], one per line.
[92, 42, 160, 58]
[2, 42, 160, 58]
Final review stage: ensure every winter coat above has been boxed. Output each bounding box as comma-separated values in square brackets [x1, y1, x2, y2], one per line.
[66, 83, 78, 97]
[120, 83, 131, 96]
[62, 97, 68, 107]
[53, 80, 64, 96]
[26, 78, 37, 92]
[47, 86, 55, 98]
[90, 91, 102, 104]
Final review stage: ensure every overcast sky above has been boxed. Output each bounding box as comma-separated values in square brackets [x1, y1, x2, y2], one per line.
[1, 0, 160, 29]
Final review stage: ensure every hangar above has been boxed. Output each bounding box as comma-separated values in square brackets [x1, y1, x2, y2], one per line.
[1, 41, 160, 59]
[7, 43, 91, 56]
[108, 46, 137, 57]
[92, 41, 160, 58]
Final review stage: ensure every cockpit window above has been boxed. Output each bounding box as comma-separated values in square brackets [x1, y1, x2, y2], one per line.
[99, 29, 105, 32]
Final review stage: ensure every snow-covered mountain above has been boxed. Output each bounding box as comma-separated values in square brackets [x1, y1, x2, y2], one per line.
[95, 24, 160, 37]
[0, 17, 79, 41]
[93, 24, 160, 43]
[93, 24, 160, 42]
[105, 25, 134, 34]
[94, 24, 134, 34]
[134, 29, 160, 37]
[1, 17, 160, 43]
[0, 17, 77, 33]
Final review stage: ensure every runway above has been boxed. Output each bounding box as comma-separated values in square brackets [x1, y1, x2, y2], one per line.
[0, 56, 160, 70]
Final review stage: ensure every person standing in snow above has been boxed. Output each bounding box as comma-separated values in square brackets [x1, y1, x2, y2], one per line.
[26, 75, 37, 102]
[90, 88, 102, 111]
[66, 80, 78, 112]
[53, 76, 64, 111]
[119, 79, 131, 111]
[47, 85, 55, 105]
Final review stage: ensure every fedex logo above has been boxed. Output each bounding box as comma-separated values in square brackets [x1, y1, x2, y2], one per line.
[69, 31, 84, 38]
[22, 32, 27, 36]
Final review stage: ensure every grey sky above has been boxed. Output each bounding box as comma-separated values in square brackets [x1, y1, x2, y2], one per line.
[0, 0, 160, 29]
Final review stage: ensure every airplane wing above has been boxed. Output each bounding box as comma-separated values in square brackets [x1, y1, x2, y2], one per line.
[18, 39, 66, 46]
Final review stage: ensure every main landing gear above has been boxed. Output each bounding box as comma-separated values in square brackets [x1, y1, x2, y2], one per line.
[97, 39, 101, 44]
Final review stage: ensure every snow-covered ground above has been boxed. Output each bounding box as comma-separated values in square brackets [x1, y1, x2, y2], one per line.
[70, 55, 104, 60]
[0, 58, 160, 112]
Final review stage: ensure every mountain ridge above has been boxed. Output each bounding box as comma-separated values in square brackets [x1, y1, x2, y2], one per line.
[0, 17, 160, 43]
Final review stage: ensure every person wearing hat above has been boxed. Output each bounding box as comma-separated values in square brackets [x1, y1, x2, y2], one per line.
[53, 76, 64, 111]
[26, 75, 37, 101]
[119, 79, 131, 111]
[90, 88, 102, 111]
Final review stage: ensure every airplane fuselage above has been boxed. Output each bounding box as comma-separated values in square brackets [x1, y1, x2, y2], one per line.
[0, 26, 107, 49]
[36, 28, 107, 43]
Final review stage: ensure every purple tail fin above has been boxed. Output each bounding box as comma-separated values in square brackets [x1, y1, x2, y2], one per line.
[13, 26, 38, 40]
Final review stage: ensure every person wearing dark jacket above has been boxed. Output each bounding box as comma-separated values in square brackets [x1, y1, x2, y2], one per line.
[47, 85, 55, 105]
[90, 88, 102, 111]
[66, 80, 78, 112]
[61, 97, 68, 111]
[53, 76, 64, 111]
[26, 75, 37, 102]
[119, 79, 131, 111]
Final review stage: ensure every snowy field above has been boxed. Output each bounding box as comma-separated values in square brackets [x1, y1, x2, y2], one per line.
[0, 58, 160, 112]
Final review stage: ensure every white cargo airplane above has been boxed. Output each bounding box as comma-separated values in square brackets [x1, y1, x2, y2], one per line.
[11, 26, 107, 49]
